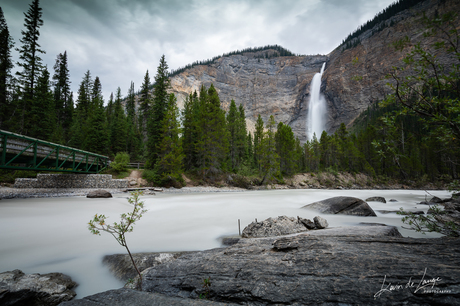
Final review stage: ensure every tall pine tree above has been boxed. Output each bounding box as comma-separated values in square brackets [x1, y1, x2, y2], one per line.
[15, 0, 45, 134]
[110, 87, 127, 154]
[53, 51, 72, 135]
[148, 55, 170, 167]
[0, 7, 14, 129]
[155, 93, 184, 185]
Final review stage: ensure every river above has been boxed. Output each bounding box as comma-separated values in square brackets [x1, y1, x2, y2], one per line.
[0, 189, 451, 298]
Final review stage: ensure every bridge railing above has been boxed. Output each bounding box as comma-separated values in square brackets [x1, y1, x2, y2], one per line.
[0, 129, 109, 173]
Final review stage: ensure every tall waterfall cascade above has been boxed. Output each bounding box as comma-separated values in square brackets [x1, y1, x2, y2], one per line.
[306, 62, 327, 141]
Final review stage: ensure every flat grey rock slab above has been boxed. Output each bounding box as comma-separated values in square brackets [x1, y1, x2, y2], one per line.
[138, 228, 460, 305]
[59, 289, 237, 305]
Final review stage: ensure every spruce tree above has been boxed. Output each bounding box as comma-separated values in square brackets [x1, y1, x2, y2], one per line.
[155, 93, 184, 185]
[53, 51, 72, 134]
[30, 67, 55, 140]
[237, 104, 248, 165]
[126, 81, 141, 160]
[254, 114, 264, 171]
[195, 84, 229, 177]
[15, 0, 45, 133]
[138, 70, 151, 141]
[148, 55, 171, 167]
[110, 87, 127, 154]
[84, 77, 109, 155]
[182, 92, 197, 170]
[275, 122, 296, 175]
[227, 99, 239, 171]
[260, 115, 280, 183]
[106, 92, 114, 128]
[0, 7, 14, 129]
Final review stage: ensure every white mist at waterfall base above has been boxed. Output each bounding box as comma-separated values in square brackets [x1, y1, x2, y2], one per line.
[307, 62, 327, 141]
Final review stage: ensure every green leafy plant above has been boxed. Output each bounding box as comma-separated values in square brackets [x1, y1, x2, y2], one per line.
[110, 152, 130, 173]
[199, 277, 211, 299]
[88, 191, 147, 289]
[397, 205, 459, 237]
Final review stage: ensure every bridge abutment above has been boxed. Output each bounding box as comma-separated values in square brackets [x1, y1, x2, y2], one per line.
[14, 174, 128, 189]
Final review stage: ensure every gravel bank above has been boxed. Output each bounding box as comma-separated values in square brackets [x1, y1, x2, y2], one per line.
[0, 186, 248, 199]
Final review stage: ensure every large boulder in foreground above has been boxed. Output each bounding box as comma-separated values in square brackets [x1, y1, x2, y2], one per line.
[134, 226, 459, 305]
[0, 269, 77, 306]
[302, 196, 377, 216]
[87, 189, 112, 198]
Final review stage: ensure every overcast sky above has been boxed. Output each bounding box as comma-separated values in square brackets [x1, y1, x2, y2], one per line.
[2, 0, 395, 101]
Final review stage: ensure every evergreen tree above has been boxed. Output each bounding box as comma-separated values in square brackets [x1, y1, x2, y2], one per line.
[182, 92, 198, 170]
[148, 55, 170, 167]
[275, 122, 296, 175]
[237, 104, 248, 166]
[126, 81, 136, 121]
[75, 70, 92, 118]
[254, 114, 264, 171]
[195, 84, 229, 177]
[84, 77, 109, 155]
[15, 0, 45, 133]
[126, 81, 141, 160]
[259, 115, 280, 183]
[53, 51, 72, 135]
[155, 93, 184, 185]
[30, 67, 54, 140]
[227, 99, 239, 171]
[110, 87, 127, 154]
[138, 70, 150, 141]
[0, 7, 14, 129]
[106, 92, 114, 128]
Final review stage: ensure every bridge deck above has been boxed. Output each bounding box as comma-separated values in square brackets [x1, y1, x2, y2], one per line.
[0, 129, 109, 173]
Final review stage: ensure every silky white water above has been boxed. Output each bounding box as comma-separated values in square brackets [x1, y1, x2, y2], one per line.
[307, 62, 327, 140]
[0, 189, 450, 298]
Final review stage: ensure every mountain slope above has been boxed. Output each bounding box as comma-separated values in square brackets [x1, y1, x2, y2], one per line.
[167, 0, 458, 141]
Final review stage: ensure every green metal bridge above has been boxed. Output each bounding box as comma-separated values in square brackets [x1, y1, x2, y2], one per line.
[0, 129, 109, 173]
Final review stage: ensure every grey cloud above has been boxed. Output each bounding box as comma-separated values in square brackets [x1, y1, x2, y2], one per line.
[2, 0, 395, 101]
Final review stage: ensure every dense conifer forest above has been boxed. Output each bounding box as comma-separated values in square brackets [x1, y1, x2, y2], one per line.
[0, 0, 458, 187]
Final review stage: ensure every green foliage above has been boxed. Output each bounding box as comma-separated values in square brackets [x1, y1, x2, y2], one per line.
[110, 152, 130, 173]
[110, 87, 127, 154]
[199, 277, 212, 300]
[0, 169, 37, 184]
[0, 7, 15, 129]
[154, 93, 184, 187]
[15, 0, 45, 134]
[84, 77, 110, 155]
[259, 115, 281, 184]
[398, 205, 459, 237]
[147, 55, 171, 167]
[88, 191, 147, 289]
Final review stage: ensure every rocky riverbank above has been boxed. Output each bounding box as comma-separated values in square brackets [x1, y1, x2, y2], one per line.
[61, 225, 460, 306]
[0, 186, 249, 199]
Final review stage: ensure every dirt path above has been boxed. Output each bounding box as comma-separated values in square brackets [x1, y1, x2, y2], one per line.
[128, 170, 142, 179]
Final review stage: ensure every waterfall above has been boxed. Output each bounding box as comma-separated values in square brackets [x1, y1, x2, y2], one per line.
[306, 62, 326, 141]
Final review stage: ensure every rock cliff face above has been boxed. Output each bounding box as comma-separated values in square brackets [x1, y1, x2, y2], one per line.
[167, 0, 458, 141]
[170, 53, 327, 141]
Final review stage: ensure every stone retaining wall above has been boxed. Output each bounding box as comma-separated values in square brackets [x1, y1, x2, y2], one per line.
[14, 174, 128, 189]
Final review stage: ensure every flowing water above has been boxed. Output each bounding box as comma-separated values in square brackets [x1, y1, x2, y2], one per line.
[0, 189, 450, 298]
[307, 62, 327, 140]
